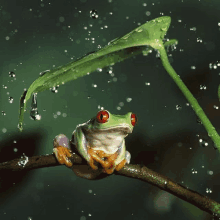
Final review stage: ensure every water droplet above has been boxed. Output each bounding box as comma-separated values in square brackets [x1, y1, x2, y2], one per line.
[176, 105, 182, 110]
[2, 85, 8, 89]
[9, 71, 16, 78]
[108, 37, 119, 45]
[8, 97, 14, 103]
[50, 86, 59, 93]
[145, 82, 150, 86]
[196, 117, 202, 124]
[1, 111, 6, 116]
[135, 27, 143, 33]
[30, 93, 41, 121]
[191, 66, 196, 70]
[207, 170, 213, 175]
[18, 153, 29, 167]
[209, 60, 220, 69]
[119, 102, 124, 107]
[213, 105, 219, 110]
[197, 37, 202, 43]
[126, 97, 132, 102]
[90, 10, 98, 19]
[2, 128, 7, 133]
[191, 168, 198, 174]
[145, 11, 151, 16]
[199, 138, 209, 147]
[206, 188, 212, 193]
[190, 27, 196, 31]
[14, 148, 18, 152]
[200, 85, 207, 90]
[39, 70, 50, 76]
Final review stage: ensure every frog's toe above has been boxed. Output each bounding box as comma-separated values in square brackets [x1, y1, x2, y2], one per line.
[115, 159, 126, 171]
[53, 146, 73, 167]
[89, 158, 98, 170]
[103, 166, 115, 174]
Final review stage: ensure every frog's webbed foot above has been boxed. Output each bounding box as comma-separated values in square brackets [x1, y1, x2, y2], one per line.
[53, 146, 73, 167]
[88, 148, 118, 173]
[101, 152, 117, 174]
[53, 134, 73, 167]
[98, 152, 117, 174]
[88, 148, 110, 170]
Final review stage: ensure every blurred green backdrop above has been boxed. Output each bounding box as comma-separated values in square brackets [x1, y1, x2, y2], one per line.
[0, 0, 220, 219]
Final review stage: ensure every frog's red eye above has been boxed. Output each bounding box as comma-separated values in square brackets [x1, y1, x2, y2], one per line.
[131, 113, 137, 126]
[96, 110, 109, 123]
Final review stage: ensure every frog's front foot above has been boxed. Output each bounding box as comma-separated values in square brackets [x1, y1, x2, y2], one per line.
[88, 148, 110, 170]
[53, 134, 73, 167]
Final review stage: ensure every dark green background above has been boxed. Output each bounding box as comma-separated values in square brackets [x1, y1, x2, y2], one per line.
[0, 0, 220, 219]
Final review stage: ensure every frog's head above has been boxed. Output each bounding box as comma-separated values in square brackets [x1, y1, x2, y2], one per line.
[88, 110, 137, 135]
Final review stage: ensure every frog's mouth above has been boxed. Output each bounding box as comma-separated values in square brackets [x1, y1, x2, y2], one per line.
[99, 126, 132, 135]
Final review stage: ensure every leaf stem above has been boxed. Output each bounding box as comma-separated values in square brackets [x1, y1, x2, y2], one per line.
[158, 45, 220, 149]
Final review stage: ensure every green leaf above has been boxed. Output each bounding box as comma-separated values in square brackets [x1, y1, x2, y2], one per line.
[18, 16, 174, 131]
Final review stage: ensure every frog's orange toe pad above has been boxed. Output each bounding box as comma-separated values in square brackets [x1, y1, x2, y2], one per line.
[115, 159, 126, 171]
[53, 146, 73, 167]
[104, 168, 115, 174]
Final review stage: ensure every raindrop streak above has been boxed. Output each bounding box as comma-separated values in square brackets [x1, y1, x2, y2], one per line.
[90, 10, 98, 19]
[30, 93, 41, 121]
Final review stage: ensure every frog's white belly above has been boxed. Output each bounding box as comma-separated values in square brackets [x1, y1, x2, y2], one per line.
[86, 132, 125, 154]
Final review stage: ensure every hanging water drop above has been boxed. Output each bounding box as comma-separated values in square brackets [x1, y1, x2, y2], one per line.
[30, 93, 41, 120]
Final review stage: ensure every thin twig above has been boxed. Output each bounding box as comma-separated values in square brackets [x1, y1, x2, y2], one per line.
[0, 152, 220, 219]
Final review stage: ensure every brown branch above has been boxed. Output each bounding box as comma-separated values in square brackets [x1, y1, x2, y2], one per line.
[0, 152, 220, 218]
